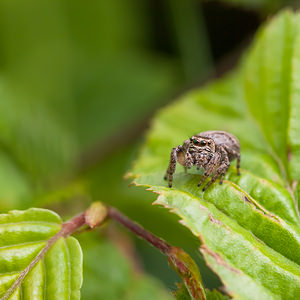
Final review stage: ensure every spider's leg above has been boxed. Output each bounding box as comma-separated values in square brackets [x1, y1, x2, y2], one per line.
[202, 164, 227, 191]
[197, 171, 211, 187]
[223, 144, 241, 176]
[203, 146, 229, 191]
[197, 153, 218, 188]
[219, 174, 225, 184]
[164, 146, 182, 188]
[236, 154, 241, 176]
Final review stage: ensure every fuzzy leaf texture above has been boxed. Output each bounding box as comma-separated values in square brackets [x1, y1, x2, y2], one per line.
[0, 208, 82, 300]
[129, 10, 300, 300]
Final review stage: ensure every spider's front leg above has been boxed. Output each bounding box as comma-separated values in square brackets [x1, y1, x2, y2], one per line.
[202, 147, 230, 191]
[164, 145, 183, 188]
[197, 153, 220, 189]
[181, 139, 193, 173]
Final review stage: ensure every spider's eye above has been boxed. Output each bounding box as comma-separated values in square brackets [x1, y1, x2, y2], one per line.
[200, 140, 206, 146]
[193, 139, 199, 145]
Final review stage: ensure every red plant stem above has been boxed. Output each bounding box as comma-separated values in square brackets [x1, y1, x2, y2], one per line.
[108, 207, 172, 254]
[108, 206, 206, 300]
[61, 213, 86, 236]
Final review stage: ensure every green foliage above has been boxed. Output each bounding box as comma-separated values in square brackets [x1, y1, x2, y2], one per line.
[1, 2, 300, 299]
[130, 10, 300, 299]
[0, 208, 176, 299]
[174, 284, 191, 300]
[0, 208, 82, 299]
[0, 1, 207, 296]
[243, 11, 300, 180]
[0, 0, 180, 211]
[174, 284, 229, 299]
[205, 289, 229, 300]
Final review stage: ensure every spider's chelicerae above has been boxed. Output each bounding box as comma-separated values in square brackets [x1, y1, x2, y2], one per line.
[164, 131, 241, 191]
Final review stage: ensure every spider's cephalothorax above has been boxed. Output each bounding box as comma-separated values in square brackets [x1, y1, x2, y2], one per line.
[164, 131, 241, 191]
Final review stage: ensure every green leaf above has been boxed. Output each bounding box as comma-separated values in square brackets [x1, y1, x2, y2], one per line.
[205, 289, 230, 300]
[173, 284, 230, 300]
[0, 208, 82, 299]
[243, 11, 300, 180]
[174, 283, 191, 300]
[129, 10, 300, 299]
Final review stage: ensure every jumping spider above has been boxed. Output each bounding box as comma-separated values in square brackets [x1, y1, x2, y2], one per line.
[164, 131, 241, 191]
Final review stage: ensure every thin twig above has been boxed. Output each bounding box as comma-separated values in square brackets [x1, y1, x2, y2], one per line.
[108, 206, 206, 300]
[108, 207, 171, 254]
[3, 205, 207, 300]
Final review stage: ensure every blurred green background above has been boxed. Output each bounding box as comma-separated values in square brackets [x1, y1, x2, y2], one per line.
[0, 0, 297, 298]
